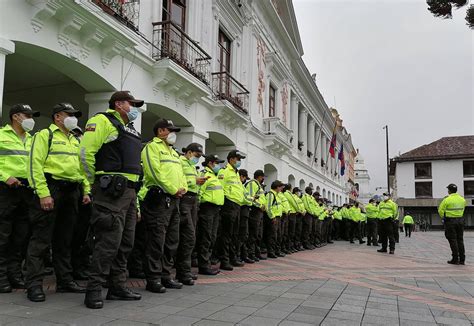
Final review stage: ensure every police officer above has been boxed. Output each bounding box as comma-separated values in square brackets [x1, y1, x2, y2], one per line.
[265, 180, 284, 258]
[284, 184, 298, 252]
[246, 170, 266, 261]
[293, 188, 306, 250]
[0, 104, 39, 293]
[216, 150, 246, 271]
[26, 103, 89, 302]
[278, 186, 290, 255]
[377, 193, 398, 254]
[139, 119, 187, 293]
[348, 203, 365, 244]
[302, 187, 316, 250]
[238, 169, 254, 264]
[197, 155, 225, 275]
[438, 184, 466, 265]
[402, 212, 414, 238]
[80, 91, 144, 309]
[365, 199, 379, 246]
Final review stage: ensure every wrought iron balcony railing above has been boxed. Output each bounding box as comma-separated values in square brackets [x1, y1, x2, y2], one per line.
[212, 71, 249, 114]
[152, 21, 211, 86]
[93, 0, 140, 31]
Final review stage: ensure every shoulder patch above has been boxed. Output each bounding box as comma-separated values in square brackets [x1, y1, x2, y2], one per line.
[85, 123, 96, 132]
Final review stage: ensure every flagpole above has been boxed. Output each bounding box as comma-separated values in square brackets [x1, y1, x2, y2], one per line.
[324, 120, 338, 173]
[383, 125, 390, 195]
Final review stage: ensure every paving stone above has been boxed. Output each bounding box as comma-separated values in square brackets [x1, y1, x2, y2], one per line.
[362, 314, 400, 326]
[193, 320, 235, 326]
[433, 316, 473, 326]
[233, 300, 268, 308]
[278, 320, 315, 326]
[121, 311, 168, 324]
[219, 305, 258, 315]
[365, 301, 398, 311]
[321, 317, 361, 326]
[300, 300, 334, 309]
[156, 314, 200, 326]
[285, 312, 325, 324]
[7, 319, 66, 326]
[364, 307, 399, 318]
[144, 304, 186, 314]
[263, 302, 298, 312]
[253, 308, 291, 319]
[399, 312, 436, 322]
[207, 310, 246, 323]
[239, 316, 281, 326]
[332, 302, 365, 314]
[399, 320, 438, 326]
[326, 310, 363, 322]
[293, 306, 329, 317]
[103, 320, 153, 326]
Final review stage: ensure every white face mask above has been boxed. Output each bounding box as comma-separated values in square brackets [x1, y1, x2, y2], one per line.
[166, 132, 177, 145]
[20, 118, 35, 132]
[383, 196, 389, 201]
[64, 116, 78, 131]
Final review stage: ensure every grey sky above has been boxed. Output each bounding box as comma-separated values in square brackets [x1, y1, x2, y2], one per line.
[293, 0, 473, 193]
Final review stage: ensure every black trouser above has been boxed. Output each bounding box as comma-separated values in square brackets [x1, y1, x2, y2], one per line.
[72, 200, 92, 276]
[26, 181, 80, 288]
[314, 219, 322, 245]
[87, 184, 136, 291]
[294, 214, 303, 248]
[366, 219, 378, 245]
[265, 215, 280, 254]
[238, 206, 250, 259]
[393, 220, 400, 243]
[287, 213, 296, 249]
[404, 224, 412, 237]
[444, 218, 465, 262]
[280, 214, 288, 250]
[344, 219, 352, 240]
[379, 219, 395, 251]
[197, 202, 220, 269]
[127, 218, 146, 275]
[216, 199, 240, 265]
[141, 190, 179, 282]
[332, 219, 341, 240]
[176, 194, 197, 279]
[0, 183, 31, 284]
[247, 207, 262, 258]
[325, 219, 332, 243]
[348, 221, 361, 243]
[302, 213, 313, 247]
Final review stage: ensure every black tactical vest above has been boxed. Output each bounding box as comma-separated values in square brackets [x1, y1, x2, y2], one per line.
[95, 113, 142, 175]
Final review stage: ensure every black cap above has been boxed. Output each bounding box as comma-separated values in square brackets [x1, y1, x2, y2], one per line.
[447, 184, 457, 191]
[254, 169, 265, 178]
[239, 169, 250, 180]
[227, 150, 246, 160]
[52, 103, 82, 117]
[153, 118, 181, 134]
[271, 180, 285, 189]
[383, 192, 390, 196]
[109, 91, 144, 107]
[204, 154, 224, 164]
[182, 143, 203, 154]
[9, 104, 40, 118]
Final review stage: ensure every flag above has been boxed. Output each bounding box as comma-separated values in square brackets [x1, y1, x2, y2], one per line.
[329, 134, 337, 158]
[338, 143, 345, 176]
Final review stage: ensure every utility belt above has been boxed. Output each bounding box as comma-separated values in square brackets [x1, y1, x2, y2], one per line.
[45, 173, 79, 191]
[95, 174, 140, 198]
[184, 191, 197, 197]
[145, 186, 178, 209]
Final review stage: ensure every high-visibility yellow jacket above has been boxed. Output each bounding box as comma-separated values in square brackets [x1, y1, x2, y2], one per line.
[266, 189, 282, 219]
[319, 206, 328, 221]
[140, 137, 187, 198]
[284, 191, 298, 214]
[438, 193, 466, 218]
[278, 192, 290, 215]
[365, 203, 379, 219]
[242, 182, 254, 206]
[28, 124, 89, 198]
[218, 163, 244, 205]
[333, 210, 343, 220]
[402, 215, 414, 224]
[302, 193, 317, 215]
[0, 124, 32, 182]
[349, 206, 362, 222]
[378, 200, 398, 219]
[180, 156, 199, 194]
[199, 166, 224, 205]
[79, 109, 139, 183]
[341, 207, 350, 219]
[246, 179, 265, 208]
[294, 194, 306, 215]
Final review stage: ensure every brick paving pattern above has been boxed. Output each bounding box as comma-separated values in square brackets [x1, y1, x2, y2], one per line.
[0, 232, 472, 325]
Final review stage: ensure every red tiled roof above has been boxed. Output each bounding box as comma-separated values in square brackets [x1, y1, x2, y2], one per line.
[393, 136, 474, 162]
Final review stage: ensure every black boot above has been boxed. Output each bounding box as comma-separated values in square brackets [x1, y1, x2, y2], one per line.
[447, 258, 459, 265]
[56, 281, 86, 293]
[27, 286, 45, 302]
[146, 281, 166, 293]
[198, 267, 220, 275]
[220, 262, 234, 271]
[0, 280, 12, 293]
[161, 279, 183, 289]
[84, 290, 103, 309]
[106, 287, 141, 300]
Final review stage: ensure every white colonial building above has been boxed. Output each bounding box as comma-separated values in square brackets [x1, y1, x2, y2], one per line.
[391, 136, 474, 228]
[0, 0, 358, 204]
[354, 150, 372, 205]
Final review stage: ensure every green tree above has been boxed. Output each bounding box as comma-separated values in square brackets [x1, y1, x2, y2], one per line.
[426, 0, 474, 28]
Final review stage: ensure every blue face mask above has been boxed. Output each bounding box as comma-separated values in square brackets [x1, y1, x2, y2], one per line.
[234, 161, 241, 169]
[127, 107, 139, 121]
[190, 156, 199, 165]
[212, 164, 221, 173]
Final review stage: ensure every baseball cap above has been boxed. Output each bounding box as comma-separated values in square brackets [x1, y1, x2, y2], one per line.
[109, 91, 144, 107]
[447, 184, 457, 191]
[153, 118, 181, 134]
[9, 104, 40, 118]
[239, 169, 250, 180]
[271, 180, 285, 189]
[182, 143, 203, 154]
[204, 154, 225, 164]
[52, 103, 82, 117]
[227, 150, 246, 160]
[254, 169, 265, 178]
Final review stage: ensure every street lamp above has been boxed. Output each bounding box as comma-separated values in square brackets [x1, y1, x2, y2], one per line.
[382, 125, 390, 196]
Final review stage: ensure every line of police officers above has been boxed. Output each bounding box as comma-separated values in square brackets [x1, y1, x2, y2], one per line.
[0, 91, 467, 309]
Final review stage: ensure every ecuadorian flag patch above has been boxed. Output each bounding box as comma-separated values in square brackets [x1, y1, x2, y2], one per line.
[85, 123, 96, 132]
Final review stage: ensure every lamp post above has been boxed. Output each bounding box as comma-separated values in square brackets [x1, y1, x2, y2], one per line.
[382, 125, 390, 195]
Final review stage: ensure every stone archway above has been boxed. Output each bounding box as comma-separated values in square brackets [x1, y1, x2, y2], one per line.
[264, 163, 278, 187]
[288, 174, 296, 187]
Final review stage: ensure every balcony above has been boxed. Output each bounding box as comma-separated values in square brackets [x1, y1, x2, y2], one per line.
[212, 71, 249, 114]
[93, 0, 140, 32]
[263, 117, 293, 156]
[152, 21, 211, 86]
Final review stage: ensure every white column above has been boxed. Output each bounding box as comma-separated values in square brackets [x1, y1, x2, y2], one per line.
[175, 127, 209, 155]
[291, 95, 299, 152]
[0, 38, 15, 121]
[307, 118, 315, 159]
[298, 108, 307, 154]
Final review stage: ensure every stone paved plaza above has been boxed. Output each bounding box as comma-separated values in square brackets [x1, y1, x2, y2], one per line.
[0, 231, 472, 326]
